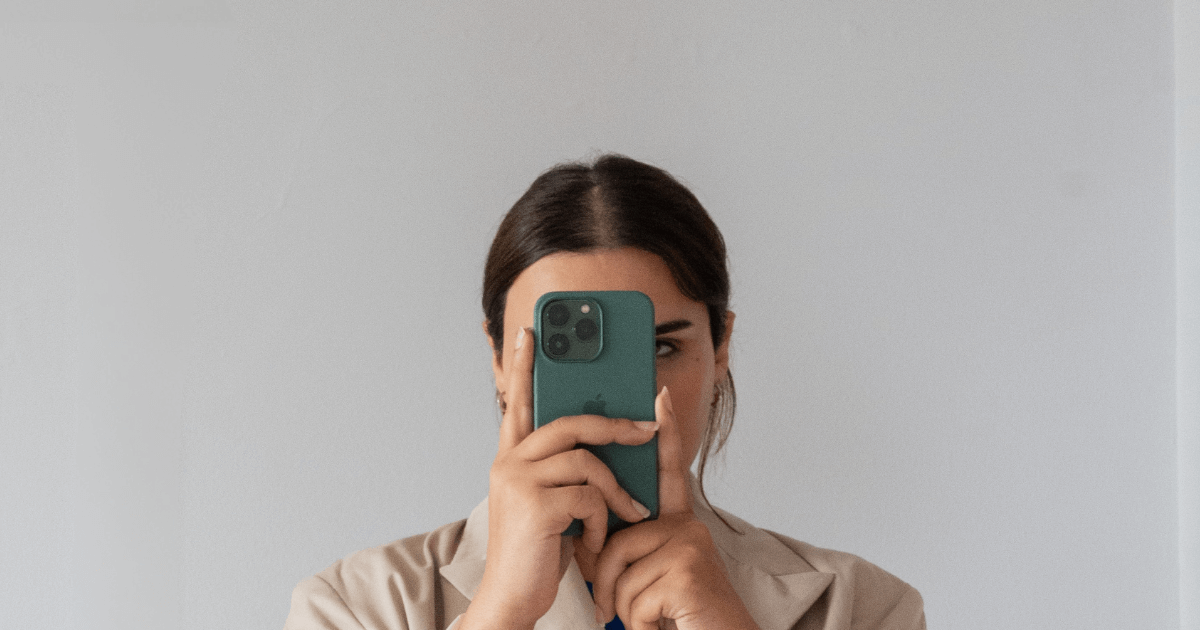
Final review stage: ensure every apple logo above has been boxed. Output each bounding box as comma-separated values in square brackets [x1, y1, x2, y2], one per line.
[582, 394, 606, 416]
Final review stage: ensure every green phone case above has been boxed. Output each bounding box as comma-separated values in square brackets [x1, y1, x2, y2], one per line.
[533, 290, 659, 537]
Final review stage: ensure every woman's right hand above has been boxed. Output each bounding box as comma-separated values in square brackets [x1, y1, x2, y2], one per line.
[458, 326, 657, 630]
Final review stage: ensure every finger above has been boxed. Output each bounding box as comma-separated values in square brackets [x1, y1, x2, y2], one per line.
[656, 386, 692, 514]
[546, 484, 610, 553]
[591, 520, 673, 622]
[615, 553, 674, 630]
[516, 414, 658, 462]
[531, 448, 653, 525]
[498, 326, 535, 451]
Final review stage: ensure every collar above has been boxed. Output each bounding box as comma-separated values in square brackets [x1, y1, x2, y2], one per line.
[439, 476, 833, 630]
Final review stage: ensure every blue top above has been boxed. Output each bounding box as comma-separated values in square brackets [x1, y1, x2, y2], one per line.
[584, 581, 626, 630]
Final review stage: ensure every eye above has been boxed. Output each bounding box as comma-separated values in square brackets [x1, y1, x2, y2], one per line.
[655, 339, 678, 358]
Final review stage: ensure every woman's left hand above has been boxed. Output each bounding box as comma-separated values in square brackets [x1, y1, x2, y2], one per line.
[589, 387, 761, 630]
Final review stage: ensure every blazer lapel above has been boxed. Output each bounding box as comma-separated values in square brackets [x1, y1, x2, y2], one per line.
[437, 498, 488, 601]
[438, 498, 603, 629]
[691, 477, 834, 630]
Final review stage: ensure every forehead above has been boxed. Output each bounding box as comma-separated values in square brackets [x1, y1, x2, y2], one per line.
[504, 248, 705, 326]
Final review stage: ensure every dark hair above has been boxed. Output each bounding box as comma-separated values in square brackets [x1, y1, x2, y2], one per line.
[482, 154, 739, 532]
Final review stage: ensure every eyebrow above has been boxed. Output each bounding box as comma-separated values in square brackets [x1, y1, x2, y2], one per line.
[655, 319, 694, 335]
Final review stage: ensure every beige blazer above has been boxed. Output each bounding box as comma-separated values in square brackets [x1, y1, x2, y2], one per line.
[284, 483, 925, 630]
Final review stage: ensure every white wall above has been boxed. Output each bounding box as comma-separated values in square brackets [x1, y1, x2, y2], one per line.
[0, 1, 1186, 629]
[1177, 0, 1200, 627]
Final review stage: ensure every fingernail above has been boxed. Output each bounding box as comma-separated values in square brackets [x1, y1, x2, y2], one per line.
[515, 327, 526, 349]
[633, 420, 659, 432]
[662, 385, 674, 415]
[631, 499, 651, 519]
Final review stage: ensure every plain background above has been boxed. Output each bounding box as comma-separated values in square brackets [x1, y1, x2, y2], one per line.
[1, 1, 1196, 629]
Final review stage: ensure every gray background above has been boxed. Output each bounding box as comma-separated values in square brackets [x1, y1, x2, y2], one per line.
[1, 1, 1196, 629]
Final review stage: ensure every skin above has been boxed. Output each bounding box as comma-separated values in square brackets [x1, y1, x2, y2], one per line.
[457, 247, 758, 630]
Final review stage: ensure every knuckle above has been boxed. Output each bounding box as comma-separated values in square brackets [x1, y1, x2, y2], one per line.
[680, 519, 712, 540]
[678, 543, 705, 566]
[573, 449, 612, 480]
[583, 483, 605, 505]
[567, 484, 594, 511]
[628, 596, 656, 627]
[567, 448, 591, 468]
[546, 416, 579, 438]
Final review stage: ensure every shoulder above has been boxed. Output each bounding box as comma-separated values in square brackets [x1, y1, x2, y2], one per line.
[283, 519, 469, 630]
[760, 527, 926, 630]
[321, 518, 467, 596]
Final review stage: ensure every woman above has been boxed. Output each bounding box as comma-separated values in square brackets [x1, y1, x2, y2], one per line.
[284, 155, 925, 630]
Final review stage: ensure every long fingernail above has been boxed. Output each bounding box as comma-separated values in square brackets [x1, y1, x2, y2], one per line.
[515, 327, 526, 349]
[631, 499, 651, 519]
[633, 420, 659, 432]
[662, 385, 673, 415]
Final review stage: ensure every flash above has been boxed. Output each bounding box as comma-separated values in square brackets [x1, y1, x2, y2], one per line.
[580, 304, 591, 314]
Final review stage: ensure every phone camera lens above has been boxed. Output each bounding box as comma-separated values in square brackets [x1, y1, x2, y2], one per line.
[546, 303, 570, 327]
[547, 333, 570, 356]
[574, 318, 597, 341]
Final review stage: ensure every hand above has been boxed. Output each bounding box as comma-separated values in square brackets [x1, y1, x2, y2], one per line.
[459, 327, 656, 630]
[589, 387, 760, 630]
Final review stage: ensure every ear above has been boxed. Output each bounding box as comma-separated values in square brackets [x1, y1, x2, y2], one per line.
[483, 319, 505, 389]
[714, 310, 735, 376]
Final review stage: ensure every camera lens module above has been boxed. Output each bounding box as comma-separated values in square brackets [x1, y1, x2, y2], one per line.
[546, 303, 570, 327]
[574, 318, 597, 341]
[546, 333, 571, 356]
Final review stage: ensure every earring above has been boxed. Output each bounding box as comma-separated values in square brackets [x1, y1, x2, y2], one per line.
[496, 391, 507, 413]
[712, 377, 729, 408]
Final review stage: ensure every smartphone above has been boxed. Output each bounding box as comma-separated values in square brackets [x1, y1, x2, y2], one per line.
[533, 290, 659, 537]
